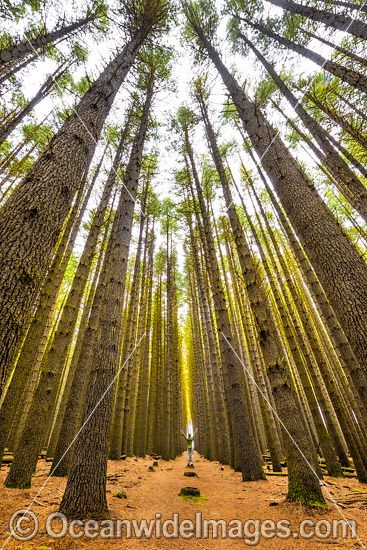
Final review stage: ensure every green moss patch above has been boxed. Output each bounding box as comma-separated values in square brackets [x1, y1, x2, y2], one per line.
[178, 494, 208, 505]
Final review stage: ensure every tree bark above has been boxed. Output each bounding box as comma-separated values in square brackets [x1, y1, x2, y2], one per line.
[0, 28, 150, 392]
[59, 84, 153, 519]
[189, 24, 367, 401]
[265, 0, 367, 40]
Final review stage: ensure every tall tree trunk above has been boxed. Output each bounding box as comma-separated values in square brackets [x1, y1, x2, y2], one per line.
[47, 221, 109, 461]
[0, 14, 96, 72]
[235, 20, 367, 94]
[188, 23, 367, 399]
[302, 29, 367, 69]
[111, 209, 146, 459]
[0, 23, 154, 390]
[304, 90, 367, 152]
[182, 124, 265, 481]
[134, 228, 155, 457]
[59, 83, 153, 519]
[248, 181, 343, 477]
[317, 0, 367, 14]
[242, 35, 367, 222]
[249, 151, 367, 411]
[265, 0, 367, 40]
[125, 218, 151, 457]
[4, 138, 122, 488]
[0, 154, 97, 458]
[197, 92, 325, 504]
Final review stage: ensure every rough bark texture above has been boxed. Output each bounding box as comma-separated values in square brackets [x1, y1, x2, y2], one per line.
[238, 20, 367, 95]
[0, 28, 149, 391]
[198, 95, 325, 504]
[192, 27, 367, 408]
[59, 85, 153, 519]
[266, 0, 367, 40]
[4, 165, 106, 488]
[0, 162, 93, 457]
[184, 125, 265, 481]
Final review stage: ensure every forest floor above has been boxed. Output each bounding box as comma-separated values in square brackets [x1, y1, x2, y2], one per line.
[0, 453, 366, 549]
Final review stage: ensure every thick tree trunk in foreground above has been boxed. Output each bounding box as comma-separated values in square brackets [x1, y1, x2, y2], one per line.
[59, 85, 153, 519]
[4, 151, 116, 489]
[0, 28, 149, 395]
[0, 160, 94, 458]
[190, 25, 367, 412]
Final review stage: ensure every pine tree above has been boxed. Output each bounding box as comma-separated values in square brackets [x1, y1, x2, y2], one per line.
[0, 0, 170, 392]
[59, 57, 156, 517]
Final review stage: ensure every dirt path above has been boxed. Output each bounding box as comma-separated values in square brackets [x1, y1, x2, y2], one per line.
[0, 453, 366, 549]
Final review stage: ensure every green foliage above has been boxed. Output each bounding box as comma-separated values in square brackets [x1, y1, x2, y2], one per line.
[160, 196, 179, 236]
[10, 88, 26, 109]
[72, 42, 89, 62]
[285, 126, 302, 148]
[282, 13, 306, 42]
[22, 122, 53, 144]
[57, 108, 73, 122]
[0, 0, 44, 20]
[222, 99, 240, 127]
[0, 140, 12, 161]
[154, 245, 167, 275]
[116, 0, 171, 38]
[71, 75, 93, 97]
[178, 493, 208, 504]
[182, 0, 219, 63]
[137, 45, 174, 92]
[172, 105, 199, 139]
[54, 70, 75, 97]
[201, 156, 220, 196]
[89, 0, 110, 32]
[219, 140, 236, 158]
[254, 76, 278, 107]
[104, 124, 121, 148]
[222, 0, 262, 19]
[145, 186, 161, 217]
[64, 252, 79, 289]
[25, 0, 41, 11]
[226, 16, 249, 56]
[0, 30, 14, 48]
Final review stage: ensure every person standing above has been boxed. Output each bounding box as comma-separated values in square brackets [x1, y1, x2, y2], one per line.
[180, 427, 198, 467]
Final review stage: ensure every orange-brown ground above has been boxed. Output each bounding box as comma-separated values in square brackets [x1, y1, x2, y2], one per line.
[0, 453, 366, 549]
